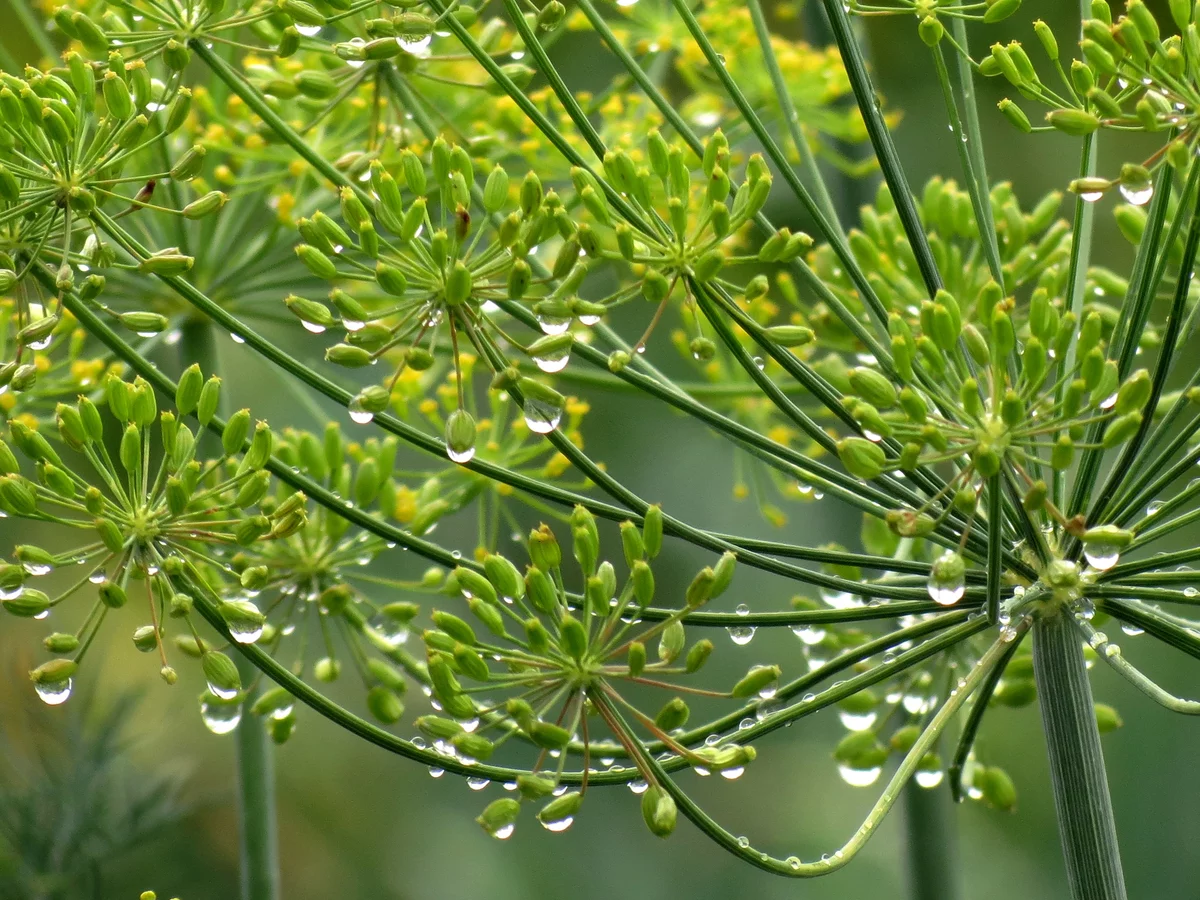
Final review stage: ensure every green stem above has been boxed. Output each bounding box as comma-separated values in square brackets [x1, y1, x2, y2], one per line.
[902, 771, 963, 900]
[179, 317, 280, 900]
[1032, 609, 1127, 900]
[234, 657, 281, 900]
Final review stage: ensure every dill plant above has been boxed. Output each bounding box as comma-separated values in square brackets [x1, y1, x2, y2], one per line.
[0, 0, 1197, 897]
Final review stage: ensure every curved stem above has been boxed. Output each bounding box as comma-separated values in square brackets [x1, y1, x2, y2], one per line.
[1032, 609, 1127, 900]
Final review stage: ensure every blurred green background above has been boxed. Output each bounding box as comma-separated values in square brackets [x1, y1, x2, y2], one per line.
[2, 2, 1199, 899]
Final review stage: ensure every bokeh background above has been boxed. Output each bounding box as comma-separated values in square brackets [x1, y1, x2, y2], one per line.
[2, 2, 1198, 899]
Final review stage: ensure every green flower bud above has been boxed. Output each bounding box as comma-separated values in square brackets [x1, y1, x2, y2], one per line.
[1046, 108, 1101, 135]
[641, 786, 677, 838]
[44, 631, 81, 654]
[627, 640, 647, 677]
[1102, 411, 1142, 448]
[1094, 702, 1123, 733]
[484, 553, 524, 601]
[99, 579, 128, 609]
[655, 697, 690, 731]
[182, 191, 227, 219]
[528, 720, 572, 749]
[685, 638, 713, 673]
[138, 250, 194, 276]
[977, 766, 1017, 811]
[529, 524, 562, 571]
[202, 651, 241, 695]
[837, 437, 887, 480]
[731, 664, 780, 698]
[30, 658, 78, 685]
[477, 797, 521, 838]
[918, 15, 944, 46]
[456, 566, 499, 606]
[659, 620, 685, 662]
[4, 589, 51, 617]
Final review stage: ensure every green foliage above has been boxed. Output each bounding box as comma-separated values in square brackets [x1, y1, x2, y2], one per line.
[3, 0, 1200, 896]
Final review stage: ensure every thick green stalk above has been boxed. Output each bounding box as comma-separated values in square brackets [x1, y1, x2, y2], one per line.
[902, 773, 962, 900]
[1033, 609, 1127, 900]
[234, 656, 281, 900]
[180, 318, 280, 900]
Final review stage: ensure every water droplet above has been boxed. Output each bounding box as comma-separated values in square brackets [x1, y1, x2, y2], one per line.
[429, 767, 445, 778]
[726, 625, 756, 645]
[719, 766, 744, 780]
[523, 397, 563, 434]
[838, 711, 877, 731]
[536, 314, 571, 335]
[916, 769, 944, 789]
[1119, 183, 1154, 206]
[1146, 501, 1165, 516]
[927, 553, 965, 606]
[541, 816, 574, 832]
[736, 835, 750, 849]
[447, 444, 476, 463]
[792, 624, 826, 645]
[1084, 543, 1121, 571]
[1120, 622, 1144, 637]
[349, 408, 374, 425]
[34, 678, 72, 705]
[230, 333, 246, 344]
[207, 681, 239, 701]
[295, 23, 322, 36]
[487, 822, 514, 839]
[533, 347, 571, 373]
[837, 764, 882, 787]
[1080, 191, 1104, 203]
[23, 563, 53, 576]
[628, 778, 648, 794]
[200, 696, 241, 733]
[343, 319, 365, 332]
[467, 776, 490, 791]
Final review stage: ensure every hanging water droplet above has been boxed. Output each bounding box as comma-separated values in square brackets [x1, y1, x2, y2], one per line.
[1080, 191, 1104, 203]
[537, 314, 571, 335]
[726, 625, 756, 645]
[915, 769, 944, 789]
[1083, 542, 1121, 571]
[533, 346, 571, 373]
[34, 678, 72, 705]
[1120, 622, 1144, 637]
[837, 764, 882, 787]
[838, 710, 877, 731]
[628, 778, 649, 794]
[447, 444, 476, 463]
[349, 408, 374, 425]
[927, 551, 965, 606]
[541, 816, 574, 832]
[719, 766, 744, 780]
[1119, 183, 1154, 206]
[200, 695, 241, 733]
[523, 397, 563, 434]
[428, 767, 445, 778]
[792, 624, 825, 645]
[295, 23, 322, 36]
[466, 776, 490, 791]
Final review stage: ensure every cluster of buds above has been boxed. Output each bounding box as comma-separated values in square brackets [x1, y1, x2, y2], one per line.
[0, 368, 298, 713]
[988, 1, 1200, 194]
[567, 129, 800, 361]
[414, 506, 767, 839]
[288, 139, 574, 459]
